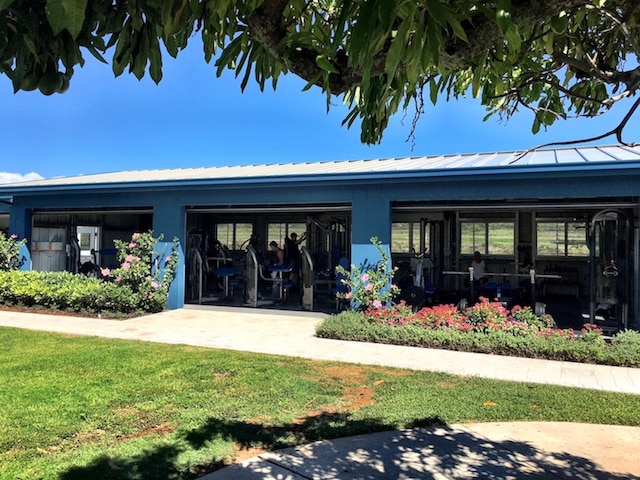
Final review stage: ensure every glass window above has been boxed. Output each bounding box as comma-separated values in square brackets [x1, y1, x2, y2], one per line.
[216, 223, 253, 250]
[460, 222, 486, 255]
[537, 221, 588, 257]
[267, 222, 306, 248]
[391, 222, 425, 253]
[488, 222, 514, 255]
[460, 221, 513, 255]
[234, 224, 253, 249]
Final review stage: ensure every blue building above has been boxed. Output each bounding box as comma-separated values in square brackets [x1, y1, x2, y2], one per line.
[1, 145, 639, 331]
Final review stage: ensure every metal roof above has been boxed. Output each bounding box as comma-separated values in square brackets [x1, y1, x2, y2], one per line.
[2, 144, 640, 190]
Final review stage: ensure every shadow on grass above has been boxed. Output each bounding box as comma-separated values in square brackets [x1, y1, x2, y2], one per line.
[60, 415, 638, 480]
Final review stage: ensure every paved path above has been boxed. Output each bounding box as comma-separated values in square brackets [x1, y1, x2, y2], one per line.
[2, 306, 640, 478]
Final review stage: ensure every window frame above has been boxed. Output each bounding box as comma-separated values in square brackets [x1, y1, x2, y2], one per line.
[459, 220, 515, 256]
[535, 219, 588, 257]
[216, 222, 254, 250]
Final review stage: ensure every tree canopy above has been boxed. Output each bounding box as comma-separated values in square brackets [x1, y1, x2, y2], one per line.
[1, 0, 639, 145]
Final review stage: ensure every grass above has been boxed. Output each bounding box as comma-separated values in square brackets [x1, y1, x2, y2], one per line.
[1, 327, 640, 480]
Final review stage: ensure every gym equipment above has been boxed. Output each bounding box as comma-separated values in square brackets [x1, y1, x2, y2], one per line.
[245, 245, 276, 307]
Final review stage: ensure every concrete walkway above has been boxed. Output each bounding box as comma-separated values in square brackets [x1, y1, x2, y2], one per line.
[1, 305, 640, 478]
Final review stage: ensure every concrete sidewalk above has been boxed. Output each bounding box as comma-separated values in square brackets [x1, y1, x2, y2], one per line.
[202, 422, 640, 479]
[1, 306, 640, 478]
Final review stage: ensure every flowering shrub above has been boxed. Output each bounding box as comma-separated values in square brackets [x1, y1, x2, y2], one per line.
[363, 301, 416, 326]
[580, 323, 606, 346]
[336, 236, 400, 310]
[0, 232, 26, 271]
[413, 304, 465, 329]
[107, 231, 179, 313]
[317, 299, 640, 366]
[511, 304, 555, 329]
[464, 297, 510, 330]
[363, 297, 570, 340]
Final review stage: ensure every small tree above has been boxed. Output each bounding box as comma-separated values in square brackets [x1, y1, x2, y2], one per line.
[0, 232, 26, 271]
[336, 236, 399, 310]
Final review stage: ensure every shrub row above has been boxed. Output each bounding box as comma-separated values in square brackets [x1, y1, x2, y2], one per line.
[0, 270, 141, 316]
[316, 306, 640, 367]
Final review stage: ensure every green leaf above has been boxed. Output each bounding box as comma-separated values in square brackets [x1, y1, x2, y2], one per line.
[531, 116, 541, 134]
[445, 11, 468, 42]
[471, 62, 485, 98]
[425, 0, 447, 28]
[504, 24, 522, 54]
[84, 45, 108, 64]
[0, 0, 15, 12]
[316, 54, 339, 74]
[385, 19, 409, 80]
[550, 14, 568, 34]
[45, 0, 88, 39]
[45, 0, 66, 35]
[148, 30, 163, 84]
[424, 18, 441, 66]
[429, 77, 438, 105]
[496, 9, 511, 35]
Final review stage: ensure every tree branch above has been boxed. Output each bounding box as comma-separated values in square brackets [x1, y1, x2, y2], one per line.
[247, 0, 590, 95]
[440, 0, 585, 70]
[516, 96, 640, 158]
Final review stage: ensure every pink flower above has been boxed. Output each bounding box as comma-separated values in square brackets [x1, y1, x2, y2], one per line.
[132, 233, 141, 239]
[365, 284, 373, 291]
[345, 292, 352, 299]
[101, 268, 110, 276]
[115, 275, 122, 282]
[129, 242, 137, 249]
[373, 300, 382, 309]
[361, 273, 370, 282]
[122, 262, 131, 270]
[165, 255, 172, 263]
[151, 281, 160, 289]
[10, 234, 18, 239]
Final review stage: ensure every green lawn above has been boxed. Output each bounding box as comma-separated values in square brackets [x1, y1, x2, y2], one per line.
[1, 327, 639, 480]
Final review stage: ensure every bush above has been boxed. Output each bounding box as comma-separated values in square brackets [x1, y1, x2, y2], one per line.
[335, 236, 399, 310]
[106, 231, 179, 313]
[316, 301, 640, 368]
[0, 231, 179, 316]
[0, 232, 26, 271]
[608, 330, 640, 366]
[0, 271, 139, 315]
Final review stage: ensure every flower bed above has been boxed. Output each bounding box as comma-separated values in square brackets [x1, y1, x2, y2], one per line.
[316, 298, 640, 367]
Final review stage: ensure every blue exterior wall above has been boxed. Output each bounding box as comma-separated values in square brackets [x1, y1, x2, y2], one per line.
[3, 160, 640, 316]
[351, 185, 392, 286]
[152, 200, 186, 309]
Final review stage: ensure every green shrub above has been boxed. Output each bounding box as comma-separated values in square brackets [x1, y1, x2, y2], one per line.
[0, 231, 179, 317]
[510, 305, 556, 329]
[607, 330, 640, 366]
[0, 270, 139, 316]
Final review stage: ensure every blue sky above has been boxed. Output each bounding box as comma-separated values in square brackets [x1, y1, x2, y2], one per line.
[1, 42, 637, 183]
